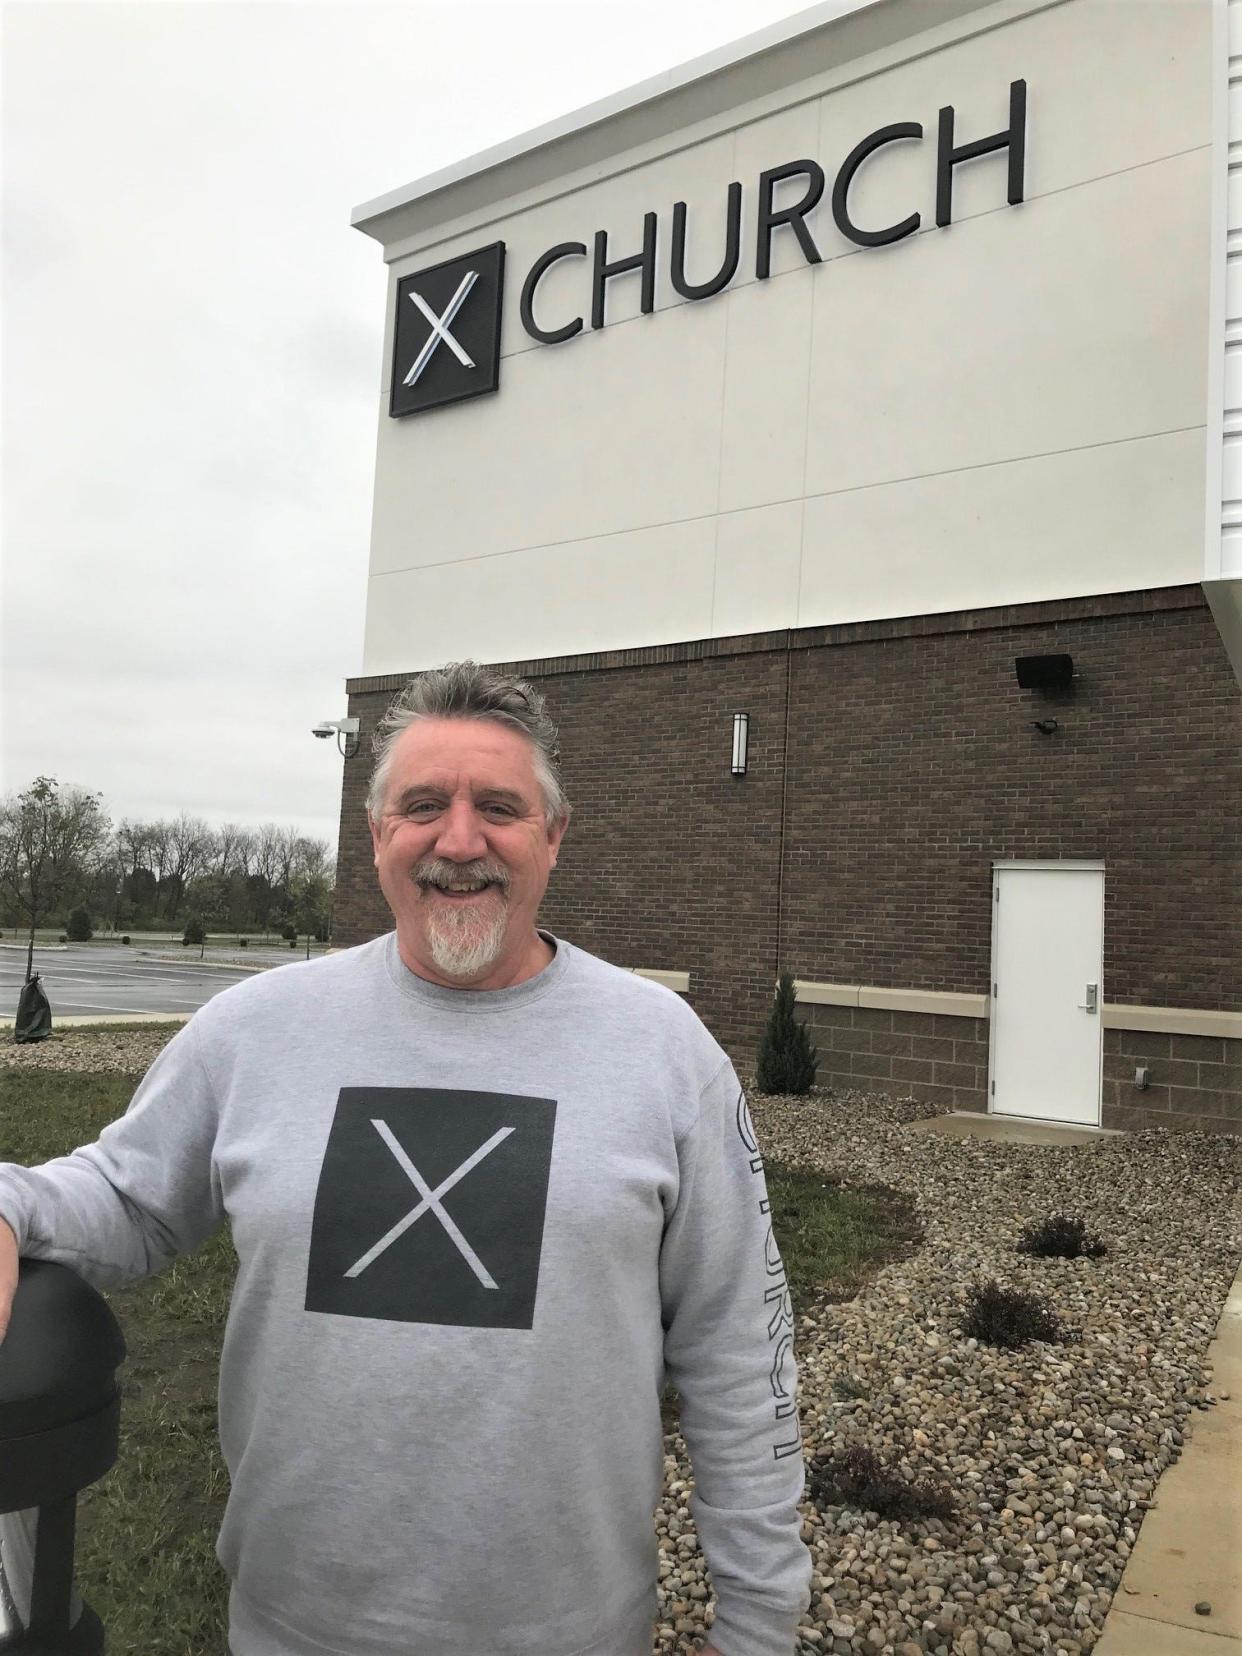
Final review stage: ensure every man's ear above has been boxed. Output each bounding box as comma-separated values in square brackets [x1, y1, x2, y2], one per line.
[547, 811, 570, 869]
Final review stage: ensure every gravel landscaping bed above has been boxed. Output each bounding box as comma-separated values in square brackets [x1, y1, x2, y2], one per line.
[2, 1028, 181, 1075]
[656, 1082, 1241, 1656]
[5, 1034, 1239, 1656]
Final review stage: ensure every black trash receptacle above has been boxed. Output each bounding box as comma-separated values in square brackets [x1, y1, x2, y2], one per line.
[0, 1259, 126, 1653]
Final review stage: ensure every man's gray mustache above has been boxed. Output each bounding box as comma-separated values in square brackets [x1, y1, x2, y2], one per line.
[412, 860, 511, 892]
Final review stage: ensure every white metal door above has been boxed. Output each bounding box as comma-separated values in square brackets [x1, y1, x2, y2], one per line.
[989, 862, 1103, 1126]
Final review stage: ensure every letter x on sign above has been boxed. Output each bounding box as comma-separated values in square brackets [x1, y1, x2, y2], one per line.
[345, 1116, 512, 1286]
[403, 270, 478, 387]
[389, 242, 505, 418]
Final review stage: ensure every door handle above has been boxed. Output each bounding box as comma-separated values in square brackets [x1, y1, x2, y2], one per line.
[1076, 983, 1098, 1013]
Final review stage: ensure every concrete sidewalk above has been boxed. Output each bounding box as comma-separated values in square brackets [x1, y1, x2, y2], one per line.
[907, 1110, 1241, 1655]
[1093, 1261, 1242, 1655]
[904, 1109, 1123, 1146]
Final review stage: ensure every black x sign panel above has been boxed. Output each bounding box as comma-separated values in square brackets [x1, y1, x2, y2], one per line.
[305, 1087, 556, 1329]
[389, 242, 506, 418]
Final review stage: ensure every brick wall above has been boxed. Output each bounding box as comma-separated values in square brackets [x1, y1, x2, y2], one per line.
[335, 586, 1242, 1133]
[780, 593, 1240, 1011]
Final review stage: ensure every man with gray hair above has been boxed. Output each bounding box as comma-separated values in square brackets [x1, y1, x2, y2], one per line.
[0, 661, 812, 1656]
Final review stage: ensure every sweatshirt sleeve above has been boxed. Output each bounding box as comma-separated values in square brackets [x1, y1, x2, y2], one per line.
[0, 1017, 224, 1292]
[658, 1055, 812, 1656]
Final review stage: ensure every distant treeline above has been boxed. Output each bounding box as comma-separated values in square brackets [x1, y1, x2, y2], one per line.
[0, 776, 335, 944]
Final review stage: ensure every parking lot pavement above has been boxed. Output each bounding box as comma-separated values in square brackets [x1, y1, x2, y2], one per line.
[0, 945, 285, 1020]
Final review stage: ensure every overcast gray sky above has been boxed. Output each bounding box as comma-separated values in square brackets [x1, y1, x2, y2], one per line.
[1, 0, 812, 851]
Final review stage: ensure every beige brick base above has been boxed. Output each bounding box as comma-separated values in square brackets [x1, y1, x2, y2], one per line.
[798, 1006, 1241, 1135]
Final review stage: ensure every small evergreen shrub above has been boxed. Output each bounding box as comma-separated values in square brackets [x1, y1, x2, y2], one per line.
[120, 935, 131, 946]
[756, 973, 819, 1096]
[237, 937, 248, 947]
[960, 1278, 1069, 1349]
[289, 939, 297, 949]
[1016, 1215, 1107, 1259]
[281, 923, 298, 942]
[58, 934, 67, 943]
[182, 917, 205, 946]
[66, 907, 93, 942]
[808, 1444, 956, 1523]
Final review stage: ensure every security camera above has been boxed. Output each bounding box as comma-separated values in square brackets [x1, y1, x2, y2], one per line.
[311, 715, 360, 756]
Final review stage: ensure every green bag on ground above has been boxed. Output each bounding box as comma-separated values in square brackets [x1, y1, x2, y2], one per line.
[15, 973, 52, 1043]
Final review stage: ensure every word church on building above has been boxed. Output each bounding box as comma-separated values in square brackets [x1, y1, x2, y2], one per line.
[331, 0, 1242, 1136]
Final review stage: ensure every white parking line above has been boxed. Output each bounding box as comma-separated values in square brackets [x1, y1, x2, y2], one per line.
[25, 1000, 154, 1015]
[0, 945, 286, 1019]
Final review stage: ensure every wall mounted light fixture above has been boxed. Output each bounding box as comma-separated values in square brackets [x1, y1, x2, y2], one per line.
[1015, 653, 1075, 690]
[731, 712, 749, 777]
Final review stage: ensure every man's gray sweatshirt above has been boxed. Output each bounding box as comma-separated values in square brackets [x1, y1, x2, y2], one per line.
[0, 932, 812, 1656]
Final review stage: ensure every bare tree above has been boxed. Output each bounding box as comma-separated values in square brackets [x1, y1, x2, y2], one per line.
[144, 818, 175, 919]
[212, 822, 248, 880]
[290, 837, 335, 954]
[232, 828, 256, 880]
[275, 825, 302, 894]
[252, 824, 283, 889]
[164, 813, 212, 922]
[293, 836, 332, 884]
[0, 777, 111, 980]
[246, 825, 286, 937]
[116, 818, 155, 881]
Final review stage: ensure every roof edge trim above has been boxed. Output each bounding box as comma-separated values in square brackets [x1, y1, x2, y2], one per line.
[350, 0, 886, 236]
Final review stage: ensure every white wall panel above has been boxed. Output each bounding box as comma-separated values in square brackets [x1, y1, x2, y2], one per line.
[363, 517, 717, 675]
[368, 292, 727, 576]
[1226, 338, 1242, 415]
[374, 135, 737, 381]
[798, 428, 1204, 626]
[810, 0, 1208, 239]
[805, 148, 1209, 500]
[732, 98, 824, 283]
[717, 267, 815, 513]
[1223, 432, 1242, 510]
[713, 500, 803, 636]
[372, 0, 1210, 406]
[1229, 162, 1242, 231]
[493, 134, 737, 356]
[1228, 248, 1242, 322]
[1206, 0, 1242, 673]
[358, 0, 1217, 677]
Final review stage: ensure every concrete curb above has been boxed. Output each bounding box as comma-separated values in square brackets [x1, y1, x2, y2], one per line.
[136, 952, 268, 973]
[1093, 1258, 1242, 1653]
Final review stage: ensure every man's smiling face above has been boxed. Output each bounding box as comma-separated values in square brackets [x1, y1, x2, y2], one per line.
[368, 715, 568, 989]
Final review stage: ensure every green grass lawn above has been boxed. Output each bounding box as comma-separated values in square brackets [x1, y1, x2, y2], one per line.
[0, 1068, 921, 1656]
